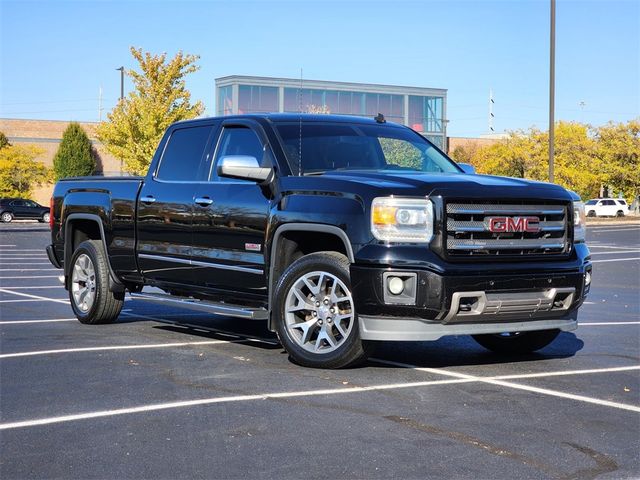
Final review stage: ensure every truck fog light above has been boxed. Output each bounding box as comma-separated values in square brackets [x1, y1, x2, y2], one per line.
[585, 271, 591, 286]
[388, 276, 405, 295]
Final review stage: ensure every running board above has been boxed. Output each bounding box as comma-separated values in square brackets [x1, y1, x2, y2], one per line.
[129, 292, 268, 320]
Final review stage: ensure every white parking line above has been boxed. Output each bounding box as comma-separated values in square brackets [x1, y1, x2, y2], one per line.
[0, 319, 76, 324]
[0, 269, 59, 272]
[0, 249, 46, 252]
[581, 322, 640, 326]
[591, 257, 640, 263]
[0, 275, 62, 279]
[0, 288, 68, 304]
[589, 250, 640, 255]
[588, 245, 640, 250]
[0, 299, 65, 304]
[0, 263, 54, 265]
[2, 364, 639, 430]
[590, 228, 640, 233]
[4, 285, 63, 289]
[371, 359, 640, 413]
[0, 339, 235, 359]
[0, 245, 17, 247]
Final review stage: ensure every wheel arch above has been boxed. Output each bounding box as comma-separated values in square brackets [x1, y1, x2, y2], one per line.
[64, 213, 124, 292]
[267, 223, 354, 331]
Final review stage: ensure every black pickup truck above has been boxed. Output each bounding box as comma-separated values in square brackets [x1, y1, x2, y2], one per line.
[47, 113, 591, 368]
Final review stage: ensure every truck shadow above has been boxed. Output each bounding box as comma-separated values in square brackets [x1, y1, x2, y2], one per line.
[120, 305, 584, 368]
[369, 332, 584, 369]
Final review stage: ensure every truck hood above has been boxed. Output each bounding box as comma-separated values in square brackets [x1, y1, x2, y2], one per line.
[313, 170, 575, 201]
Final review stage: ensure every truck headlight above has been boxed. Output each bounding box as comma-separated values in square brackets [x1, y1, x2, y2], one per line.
[371, 197, 434, 243]
[573, 201, 586, 243]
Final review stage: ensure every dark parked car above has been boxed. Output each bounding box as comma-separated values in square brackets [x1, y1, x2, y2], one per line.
[0, 198, 50, 223]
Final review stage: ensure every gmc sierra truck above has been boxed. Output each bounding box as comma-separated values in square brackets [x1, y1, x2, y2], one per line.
[47, 113, 592, 368]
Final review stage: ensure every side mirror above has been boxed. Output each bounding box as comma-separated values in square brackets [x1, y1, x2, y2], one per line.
[458, 163, 476, 175]
[218, 155, 272, 182]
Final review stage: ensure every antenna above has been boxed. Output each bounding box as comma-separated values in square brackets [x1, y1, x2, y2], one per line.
[98, 86, 103, 122]
[298, 68, 303, 176]
[488, 88, 495, 133]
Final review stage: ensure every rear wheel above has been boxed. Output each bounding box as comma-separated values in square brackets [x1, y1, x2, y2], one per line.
[616, 210, 624, 217]
[1, 212, 13, 223]
[472, 329, 560, 354]
[69, 240, 123, 324]
[274, 252, 369, 369]
[587, 210, 596, 217]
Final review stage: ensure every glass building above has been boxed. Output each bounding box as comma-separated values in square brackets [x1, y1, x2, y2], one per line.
[215, 76, 447, 148]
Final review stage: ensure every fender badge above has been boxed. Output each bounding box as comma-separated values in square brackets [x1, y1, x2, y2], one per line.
[245, 243, 261, 252]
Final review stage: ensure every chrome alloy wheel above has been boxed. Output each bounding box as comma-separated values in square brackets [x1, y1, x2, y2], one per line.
[1, 212, 12, 222]
[284, 271, 355, 354]
[71, 253, 96, 313]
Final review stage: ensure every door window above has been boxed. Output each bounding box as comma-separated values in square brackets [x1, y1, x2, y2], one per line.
[211, 126, 266, 181]
[156, 125, 213, 182]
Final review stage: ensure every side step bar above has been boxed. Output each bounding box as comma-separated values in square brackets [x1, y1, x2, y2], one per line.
[129, 292, 268, 320]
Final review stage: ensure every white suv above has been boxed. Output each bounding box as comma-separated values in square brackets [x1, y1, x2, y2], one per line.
[585, 198, 629, 217]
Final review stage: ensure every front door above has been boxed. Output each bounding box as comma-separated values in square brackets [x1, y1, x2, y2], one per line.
[136, 123, 216, 286]
[191, 122, 271, 300]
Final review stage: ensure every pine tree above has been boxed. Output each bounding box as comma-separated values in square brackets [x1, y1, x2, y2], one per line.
[53, 122, 96, 180]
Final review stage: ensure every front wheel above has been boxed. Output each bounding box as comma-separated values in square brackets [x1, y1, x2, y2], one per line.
[40, 212, 50, 223]
[587, 210, 596, 217]
[69, 240, 123, 324]
[616, 210, 624, 217]
[472, 329, 560, 354]
[274, 252, 369, 369]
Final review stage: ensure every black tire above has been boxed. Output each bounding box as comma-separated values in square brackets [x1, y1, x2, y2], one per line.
[587, 210, 596, 217]
[472, 329, 560, 354]
[616, 210, 624, 217]
[68, 240, 123, 324]
[274, 251, 370, 369]
[39, 212, 50, 223]
[1, 212, 13, 223]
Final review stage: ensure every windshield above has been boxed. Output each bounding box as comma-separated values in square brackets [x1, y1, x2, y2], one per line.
[275, 122, 460, 175]
[585, 200, 598, 205]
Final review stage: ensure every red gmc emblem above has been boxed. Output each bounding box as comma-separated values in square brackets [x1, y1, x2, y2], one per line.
[487, 216, 541, 233]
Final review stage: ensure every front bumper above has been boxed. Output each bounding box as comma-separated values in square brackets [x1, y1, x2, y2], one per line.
[350, 243, 591, 341]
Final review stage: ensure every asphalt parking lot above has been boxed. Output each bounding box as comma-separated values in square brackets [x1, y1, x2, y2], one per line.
[0, 222, 638, 479]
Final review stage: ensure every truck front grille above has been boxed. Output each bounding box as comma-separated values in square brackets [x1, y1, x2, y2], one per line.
[445, 202, 569, 258]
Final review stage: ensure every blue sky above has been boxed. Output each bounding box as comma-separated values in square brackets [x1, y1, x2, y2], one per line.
[1, 0, 638, 137]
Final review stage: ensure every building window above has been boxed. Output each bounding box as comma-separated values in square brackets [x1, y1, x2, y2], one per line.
[218, 86, 233, 116]
[238, 85, 278, 114]
[408, 96, 443, 133]
[283, 88, 404, 123]
[425, 134, 444, 149]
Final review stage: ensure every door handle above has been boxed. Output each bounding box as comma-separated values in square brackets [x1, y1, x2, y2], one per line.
[194, 197, 213, 206]
[141, 195, 156, 204]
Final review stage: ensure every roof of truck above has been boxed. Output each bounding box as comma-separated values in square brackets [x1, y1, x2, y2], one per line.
[174, 113, 405, 127]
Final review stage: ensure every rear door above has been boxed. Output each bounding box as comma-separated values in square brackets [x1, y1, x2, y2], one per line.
[190, 121, 272, 297]
[136, 122, 217, 286]
[9, 200, 28, 218]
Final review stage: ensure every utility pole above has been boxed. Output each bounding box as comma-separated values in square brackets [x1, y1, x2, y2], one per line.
[549, 0, 556, 183]
[116, 66, 124, 101]
[488, 89, 495, 133]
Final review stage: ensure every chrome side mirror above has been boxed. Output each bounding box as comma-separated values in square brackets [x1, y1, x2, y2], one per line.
[458, 163, 476, 174]
[218, 155, 272, 182]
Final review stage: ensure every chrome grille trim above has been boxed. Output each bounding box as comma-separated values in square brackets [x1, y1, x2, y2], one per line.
[447, 219, 565, 233]
[447, 204, 565, 216]
[445, 202, 569, 257]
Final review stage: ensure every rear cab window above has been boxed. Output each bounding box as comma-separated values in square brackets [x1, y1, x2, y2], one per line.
[155, 125, 213, 182]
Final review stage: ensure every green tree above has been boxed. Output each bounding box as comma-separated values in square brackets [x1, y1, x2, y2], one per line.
[0, 131, 10, 149]
[96, 47, 204, 175]
[53, 122, 95, 180]
[0, 145, 50, 197]
[595, 119, 640, 200]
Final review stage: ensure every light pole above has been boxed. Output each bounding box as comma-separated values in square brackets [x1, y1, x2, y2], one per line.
[548, 0, 556, 183]
[116, 66, 124, 101]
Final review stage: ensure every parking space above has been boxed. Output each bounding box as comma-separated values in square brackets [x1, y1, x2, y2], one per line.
[1, 223, 639, 479]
